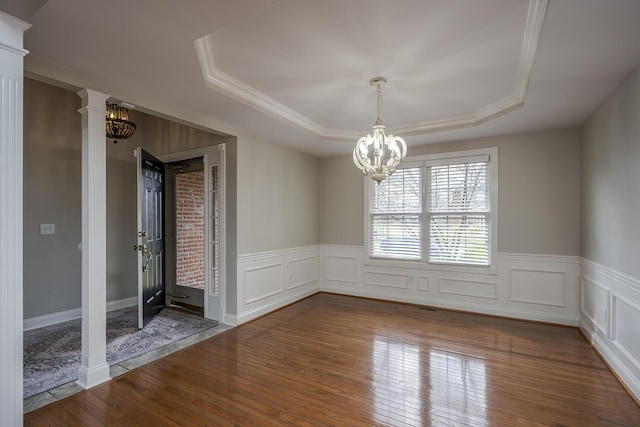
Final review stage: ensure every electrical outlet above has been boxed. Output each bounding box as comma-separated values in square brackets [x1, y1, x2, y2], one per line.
[40, 223, 55, 235]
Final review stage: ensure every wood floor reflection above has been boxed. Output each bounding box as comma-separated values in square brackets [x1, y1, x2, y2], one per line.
[25, 293, 640, 426]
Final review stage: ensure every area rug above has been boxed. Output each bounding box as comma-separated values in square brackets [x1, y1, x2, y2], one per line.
[23, 307, 217, 398]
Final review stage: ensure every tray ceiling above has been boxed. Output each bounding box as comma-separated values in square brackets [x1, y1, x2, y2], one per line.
[5, 0, 640, 156]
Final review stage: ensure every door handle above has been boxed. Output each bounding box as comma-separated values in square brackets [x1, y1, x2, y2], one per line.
[141, 245, 151, 272]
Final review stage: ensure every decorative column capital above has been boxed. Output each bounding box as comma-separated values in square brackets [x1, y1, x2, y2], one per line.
[77, 89, 109, 115]
[0, 11, 31, 56]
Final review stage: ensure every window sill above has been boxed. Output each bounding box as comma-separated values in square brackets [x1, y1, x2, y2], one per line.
[364, 256, 498, 276]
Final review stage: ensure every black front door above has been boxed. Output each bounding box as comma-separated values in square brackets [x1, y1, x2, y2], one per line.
[136, 148, 165, 328]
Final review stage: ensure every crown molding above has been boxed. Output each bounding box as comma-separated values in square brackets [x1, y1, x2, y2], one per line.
[194, 0, 548, 140]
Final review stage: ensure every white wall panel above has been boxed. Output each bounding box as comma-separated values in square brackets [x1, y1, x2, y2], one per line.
[440, 278, 497, 300]
[289, 256, 317, 289]
[581, 276, 609, 335]
[418, 276, 431, 292]
[612, 295, 640, 371]
[326, 256, 357, 283]
[364, 271, 409, 289]
[244, 263, 284, 304]
[508, 268, 565, 306]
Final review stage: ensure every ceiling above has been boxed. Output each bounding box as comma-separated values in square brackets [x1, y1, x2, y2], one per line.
[5, 0, 640, 157]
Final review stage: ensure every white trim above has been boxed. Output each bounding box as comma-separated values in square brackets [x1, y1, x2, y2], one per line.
[223, 314, 238, 327]
[582, 258, 640, 291]
[157, 144, 229, 164]
[238, 245, 321, 263]
[500, 253, 581, 264]
[106, 296, 138, 312]
[24, 308, 81, 332]
[158, 144, 227, 323]
[194, 0, 547, 140]
[23, 297, 138, 331]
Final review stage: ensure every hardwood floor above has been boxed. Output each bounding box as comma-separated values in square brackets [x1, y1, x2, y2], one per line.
[25, 293, 640, 426]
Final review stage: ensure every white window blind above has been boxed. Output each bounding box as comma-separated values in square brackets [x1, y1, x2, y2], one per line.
[369, 168, 422, 260]
[427, 162, 489, 266]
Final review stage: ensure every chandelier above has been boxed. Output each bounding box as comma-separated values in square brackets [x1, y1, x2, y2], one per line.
[106, 102, 136, 144]
[353, 77, 407, 183]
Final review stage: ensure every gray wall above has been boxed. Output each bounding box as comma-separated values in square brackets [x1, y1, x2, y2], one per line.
[236, 133, 320, 254]
[23, 78, 235, 319]
[319, 154, 365, 246]
[319, 128, 581, 256]
[581, 63, 640, 278]
[23, 80, 82, 318]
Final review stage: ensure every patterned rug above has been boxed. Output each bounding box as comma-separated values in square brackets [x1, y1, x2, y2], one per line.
[23, 307, 217, 398]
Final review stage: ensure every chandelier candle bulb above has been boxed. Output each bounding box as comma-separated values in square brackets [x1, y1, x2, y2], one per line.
[353, 77, 407, 183]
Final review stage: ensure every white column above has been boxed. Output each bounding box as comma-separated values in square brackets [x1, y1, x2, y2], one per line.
[0, 11, 30, 424]
[76, 89, 111, 389]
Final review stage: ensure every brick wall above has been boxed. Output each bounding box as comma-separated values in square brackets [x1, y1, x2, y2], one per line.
[176, 171, 205, 289]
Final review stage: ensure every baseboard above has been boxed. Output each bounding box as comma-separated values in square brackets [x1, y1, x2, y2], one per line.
[106, 296, 137, 312]
[579, 318, 640, 402]
[236, 288, 318, 325]
[24, 296, 138, 331]
[321, 284, 578, 326]
[223, 314, 238, 327]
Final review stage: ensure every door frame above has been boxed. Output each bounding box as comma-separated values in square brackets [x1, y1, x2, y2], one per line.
[165, 156, 206, 311]
[159, 144, 226, 322]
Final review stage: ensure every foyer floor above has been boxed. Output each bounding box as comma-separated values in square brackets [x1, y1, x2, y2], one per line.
[24, 322, 233, 413]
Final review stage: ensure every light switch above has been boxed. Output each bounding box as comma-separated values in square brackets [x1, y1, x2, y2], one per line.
[40, 223, 55, 235]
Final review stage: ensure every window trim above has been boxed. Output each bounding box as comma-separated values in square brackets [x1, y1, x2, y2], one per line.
[364, 147, 498, 275]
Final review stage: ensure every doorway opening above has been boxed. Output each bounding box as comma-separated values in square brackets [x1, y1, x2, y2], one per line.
[166, 157, 205, 314]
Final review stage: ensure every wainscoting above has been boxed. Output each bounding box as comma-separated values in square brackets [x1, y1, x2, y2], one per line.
[579, 258, 640, 401]
[236, 245, 320, 324]
[320, 245, 581, 326]
[236, 245, 580, 326]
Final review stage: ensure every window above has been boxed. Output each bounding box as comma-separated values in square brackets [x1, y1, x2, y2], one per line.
[366, 148, 497, 270]
[369, 168, 422, 260]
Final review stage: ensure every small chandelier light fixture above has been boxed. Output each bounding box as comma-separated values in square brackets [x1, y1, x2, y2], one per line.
[353, 77, 407, 183]
[106, 102, 137, 144]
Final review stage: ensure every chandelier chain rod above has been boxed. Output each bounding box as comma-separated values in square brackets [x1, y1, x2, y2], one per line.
[376, 84, 383, 121]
